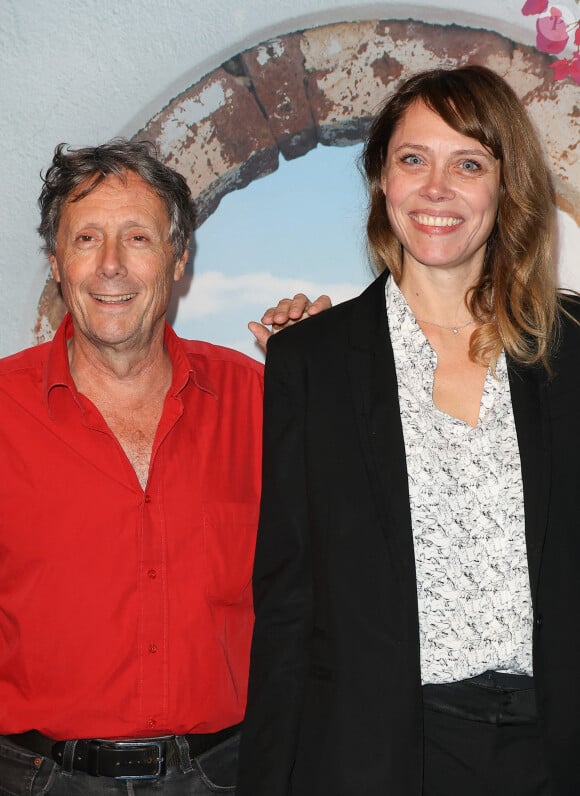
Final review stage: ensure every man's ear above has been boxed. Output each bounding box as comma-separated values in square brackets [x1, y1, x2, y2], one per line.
[174, 250, 188, 282]
[49, 255, 61, 283]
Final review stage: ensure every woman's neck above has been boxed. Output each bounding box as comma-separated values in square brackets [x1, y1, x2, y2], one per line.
[398, 263, 479, 328]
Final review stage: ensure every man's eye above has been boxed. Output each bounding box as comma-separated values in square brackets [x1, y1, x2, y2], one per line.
[77, 234, 94, 242]
[401, 154, 423, 165]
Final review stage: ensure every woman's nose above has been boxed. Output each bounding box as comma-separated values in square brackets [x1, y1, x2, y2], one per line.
[420, 167, 455, 202]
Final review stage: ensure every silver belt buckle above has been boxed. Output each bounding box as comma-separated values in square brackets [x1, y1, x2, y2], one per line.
[95, 735, 172, 780]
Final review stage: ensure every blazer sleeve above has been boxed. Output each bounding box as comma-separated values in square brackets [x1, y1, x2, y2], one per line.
[237, 329, 313, 796]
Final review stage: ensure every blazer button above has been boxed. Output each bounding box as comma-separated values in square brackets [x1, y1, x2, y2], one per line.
[535, 615, 543, 629]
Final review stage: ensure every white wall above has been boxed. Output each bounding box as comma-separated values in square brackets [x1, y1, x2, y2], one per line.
[0, 0, 575, 357]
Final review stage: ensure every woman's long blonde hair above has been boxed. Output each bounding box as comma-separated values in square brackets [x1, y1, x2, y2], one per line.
[363, 65, 558, 369]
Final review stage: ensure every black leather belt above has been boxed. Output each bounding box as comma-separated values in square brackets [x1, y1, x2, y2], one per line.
[7, 724, 241, 779]
[468, 670, 534, 690]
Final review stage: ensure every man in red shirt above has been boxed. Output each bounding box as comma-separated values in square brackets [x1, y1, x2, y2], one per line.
[0, 139, 327, 793]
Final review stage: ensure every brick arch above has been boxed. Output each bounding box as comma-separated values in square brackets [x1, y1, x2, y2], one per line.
[35, 18, 579, 339]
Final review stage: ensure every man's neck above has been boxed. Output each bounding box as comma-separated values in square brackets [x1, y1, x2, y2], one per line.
[66, 328, 174, 489]
[66, 328, 173, 403]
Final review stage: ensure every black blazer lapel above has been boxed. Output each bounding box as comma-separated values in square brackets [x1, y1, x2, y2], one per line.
[346, 272, 416, 584]
[508, 359, 551, 601]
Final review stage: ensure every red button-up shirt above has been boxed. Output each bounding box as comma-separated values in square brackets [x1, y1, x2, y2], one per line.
[0, 315, 263, 740]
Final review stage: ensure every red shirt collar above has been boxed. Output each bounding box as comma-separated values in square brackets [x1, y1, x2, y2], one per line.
[43, 313, 214, 413]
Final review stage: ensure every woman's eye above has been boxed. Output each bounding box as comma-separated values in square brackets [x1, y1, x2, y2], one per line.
[460, 159, 481, 172]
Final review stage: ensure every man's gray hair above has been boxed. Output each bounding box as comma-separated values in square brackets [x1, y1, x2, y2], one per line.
[38, 138, 196, 261]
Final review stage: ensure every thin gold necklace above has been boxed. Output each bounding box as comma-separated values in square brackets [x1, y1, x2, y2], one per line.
[415, 318, 476, 335]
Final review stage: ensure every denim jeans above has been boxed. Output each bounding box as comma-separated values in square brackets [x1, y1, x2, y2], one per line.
[0, 733, 239, 795]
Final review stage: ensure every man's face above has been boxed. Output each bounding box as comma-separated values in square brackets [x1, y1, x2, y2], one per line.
[49, 171, 187, 354]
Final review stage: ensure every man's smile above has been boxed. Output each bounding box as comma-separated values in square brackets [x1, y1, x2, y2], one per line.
[92, 293, 137, 303]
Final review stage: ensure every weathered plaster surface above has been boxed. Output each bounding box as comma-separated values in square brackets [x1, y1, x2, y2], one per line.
[1, 1, 578, 355]
[33, 19, 580, 338]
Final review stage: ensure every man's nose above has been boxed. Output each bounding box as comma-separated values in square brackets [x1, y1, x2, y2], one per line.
[97, 238, 128, 277]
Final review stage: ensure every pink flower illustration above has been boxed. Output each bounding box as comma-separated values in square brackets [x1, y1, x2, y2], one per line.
[536, 8, 569, 54]
[521, 0, 549, 14]
[521, 2, 580, 83]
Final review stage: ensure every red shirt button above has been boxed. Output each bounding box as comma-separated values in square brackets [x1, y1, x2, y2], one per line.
[147, 569, 157, 579]
[144, 495, 152, 504]
[149, 644, 157, 654]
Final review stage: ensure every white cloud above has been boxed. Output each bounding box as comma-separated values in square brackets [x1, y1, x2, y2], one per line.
[174, 270, 365, 322]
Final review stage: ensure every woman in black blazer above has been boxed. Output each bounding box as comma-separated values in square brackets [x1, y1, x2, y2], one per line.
[238, 66, 580, 795]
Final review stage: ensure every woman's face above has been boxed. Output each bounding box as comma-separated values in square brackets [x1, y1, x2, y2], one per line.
[381, 100, 500, 280]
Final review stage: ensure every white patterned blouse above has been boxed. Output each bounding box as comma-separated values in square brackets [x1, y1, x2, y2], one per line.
[386, 278, 533, 685]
